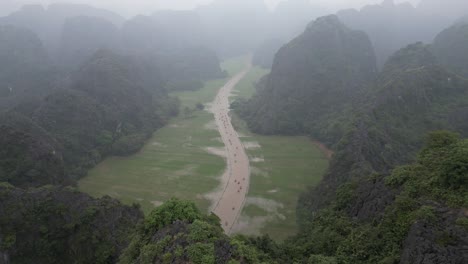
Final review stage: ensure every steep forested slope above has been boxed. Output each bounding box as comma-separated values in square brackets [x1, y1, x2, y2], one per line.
[0, 25, 52, 108]
[0, 113, 66, 187]
[239, 15, 377, 145]
[286, 132, 468, 263]
[300, 42, 468, 215]
[32, 50, 170, 179]
[0, 184, 142, 264]
[432, 21, 468, 78]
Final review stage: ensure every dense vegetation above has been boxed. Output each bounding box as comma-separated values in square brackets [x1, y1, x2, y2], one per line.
[0, 113, 66, 187]
[118, 198, 259, 264]
[286, 131, 468, 263]
[0, 184, 142, 263]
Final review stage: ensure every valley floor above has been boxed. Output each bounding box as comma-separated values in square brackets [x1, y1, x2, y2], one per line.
[228, 66, 330, 240]
[78, 56, 329, 241]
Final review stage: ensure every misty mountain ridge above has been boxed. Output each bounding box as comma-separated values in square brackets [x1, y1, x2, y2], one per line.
[337, 0, 468, 68]
[0, 3, 226, 92]
[0, 3, 123, 55]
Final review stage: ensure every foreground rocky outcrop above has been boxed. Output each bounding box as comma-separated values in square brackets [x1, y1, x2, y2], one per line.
[401, 206, 468, 264]
[0, 184, 143, 264]
[0, 113, 65, 187]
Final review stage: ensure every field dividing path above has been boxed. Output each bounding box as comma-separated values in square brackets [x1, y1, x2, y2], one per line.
[211, 61, 252, 234]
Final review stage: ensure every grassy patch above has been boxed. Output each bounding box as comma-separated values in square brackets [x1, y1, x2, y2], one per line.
[242, 204, 269, 218]
[231, 67, 329, 241]
[78, 57, 248, 214]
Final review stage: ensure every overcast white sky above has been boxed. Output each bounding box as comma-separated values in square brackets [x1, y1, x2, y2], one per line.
[1, 0, 422, 17]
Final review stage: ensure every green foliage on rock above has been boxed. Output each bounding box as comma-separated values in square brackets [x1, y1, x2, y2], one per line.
[119, 199, 275, 264]
[0, 185, 142, 264]
[145, 198, 201, 234]
[285, 132, 468, 263]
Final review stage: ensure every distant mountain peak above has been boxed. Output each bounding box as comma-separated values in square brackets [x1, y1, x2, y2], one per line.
[306, 14, 343, 30]
[382, 0, 395, 7]
[19, 4, 43, 11]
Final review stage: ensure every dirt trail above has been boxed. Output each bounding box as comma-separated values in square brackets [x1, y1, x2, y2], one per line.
[210, 60, 252, 234]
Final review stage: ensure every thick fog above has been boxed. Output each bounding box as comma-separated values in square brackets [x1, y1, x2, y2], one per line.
[3, 0, 421, 17]
[1, 0, 467, 65]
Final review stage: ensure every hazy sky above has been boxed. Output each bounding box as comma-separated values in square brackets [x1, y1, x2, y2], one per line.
[2, 0, 422, 17]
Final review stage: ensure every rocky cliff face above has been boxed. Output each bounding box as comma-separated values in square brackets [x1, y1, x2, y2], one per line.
[400, 206, 468, 264]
